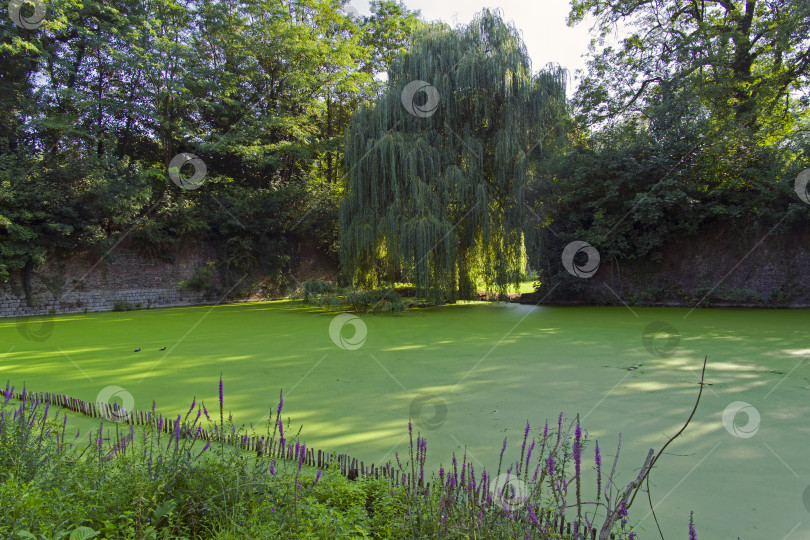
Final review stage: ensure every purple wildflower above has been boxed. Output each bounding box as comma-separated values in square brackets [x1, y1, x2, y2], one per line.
[525, 440, 536, 472]
[174, 414, 181, 445]
[595, 441, 602, 499]
[546, 455, 555, 476]
[298, 442, 307, 471]
[689, 511, 697, 540]
[619, 499, 629, 526]
[189, 398, 196, 414]
[97, 422, 103, 452]
[218, 376, 224, 411]
[202, 402, 210, 421]
[315, 470, 322, 483]
[574, 419, 582, 477]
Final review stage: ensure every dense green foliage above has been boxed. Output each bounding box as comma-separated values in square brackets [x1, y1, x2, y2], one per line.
[339, 10, 567, 303]
[0, 0, 418, 297]
[298, 278, 411, 311]
[524, 0, 810, 298]
[3, 1, 808, 305]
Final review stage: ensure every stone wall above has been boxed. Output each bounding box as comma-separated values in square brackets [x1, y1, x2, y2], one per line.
[520, 221, 810, 307]
[0, 241, 218, 318]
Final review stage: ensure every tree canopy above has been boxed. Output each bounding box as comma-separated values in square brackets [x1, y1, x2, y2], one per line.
[569, 0, 810, 135]
[339, 9, 567, 302]
[0, 0, 418, 294]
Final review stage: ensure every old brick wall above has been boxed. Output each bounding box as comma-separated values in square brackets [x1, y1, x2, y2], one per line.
[0, 241, 218, 318]
[521, 222, 810, 307]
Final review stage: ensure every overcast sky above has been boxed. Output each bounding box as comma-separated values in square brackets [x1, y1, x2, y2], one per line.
[350, 0, 596, 85]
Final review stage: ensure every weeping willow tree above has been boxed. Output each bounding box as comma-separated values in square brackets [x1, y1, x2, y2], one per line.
[339, 9, 567, 302]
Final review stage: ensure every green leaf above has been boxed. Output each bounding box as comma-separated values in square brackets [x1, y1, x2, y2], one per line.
[68, 527, 99, 540]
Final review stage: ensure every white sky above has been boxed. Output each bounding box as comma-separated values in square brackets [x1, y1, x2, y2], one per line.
[350, 0, 595, 87]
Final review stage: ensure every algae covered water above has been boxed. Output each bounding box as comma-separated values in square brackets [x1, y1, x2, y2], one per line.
[2, 301, 808, 538]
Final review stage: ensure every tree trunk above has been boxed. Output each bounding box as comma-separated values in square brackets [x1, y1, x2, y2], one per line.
[22, 259, 35, 307]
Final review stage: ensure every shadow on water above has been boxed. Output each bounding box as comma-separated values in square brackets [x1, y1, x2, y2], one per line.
[1, 301, 808, 537]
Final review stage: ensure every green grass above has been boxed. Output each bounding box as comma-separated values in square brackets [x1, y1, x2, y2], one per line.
[2, 301, 809, 538]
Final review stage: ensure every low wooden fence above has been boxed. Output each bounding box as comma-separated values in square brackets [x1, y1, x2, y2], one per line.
[9, 388, 616, 539]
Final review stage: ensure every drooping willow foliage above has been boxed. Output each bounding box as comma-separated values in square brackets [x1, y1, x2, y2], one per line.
[339, 9, 567, 302]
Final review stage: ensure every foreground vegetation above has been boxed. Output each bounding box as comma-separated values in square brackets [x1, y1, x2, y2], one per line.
[0, 373, 710, 539]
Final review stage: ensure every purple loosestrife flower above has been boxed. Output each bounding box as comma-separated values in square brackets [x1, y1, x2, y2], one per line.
[574, 420, 582, 477]
[189, 398, 196, 414]
[174, 414, 181, 446]
[218, 376, 224, 411]
[595, 442, 602, 499]
[270, 460, 276, 476]
[629, 533, 636, 540]
[546, 455, 555, 476]
[97, 422, 103, 452]
[315, 470, 322, 483]
[689, 511, 697, 540]
[528, 505, 539, 526]
[619, 499, 629, 526]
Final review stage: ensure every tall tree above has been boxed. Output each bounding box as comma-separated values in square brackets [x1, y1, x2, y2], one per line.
[339, 10, 567, 301]
[569, 0, 810, 135]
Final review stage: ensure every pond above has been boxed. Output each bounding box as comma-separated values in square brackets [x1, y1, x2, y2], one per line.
[2, 301, 808, 538]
